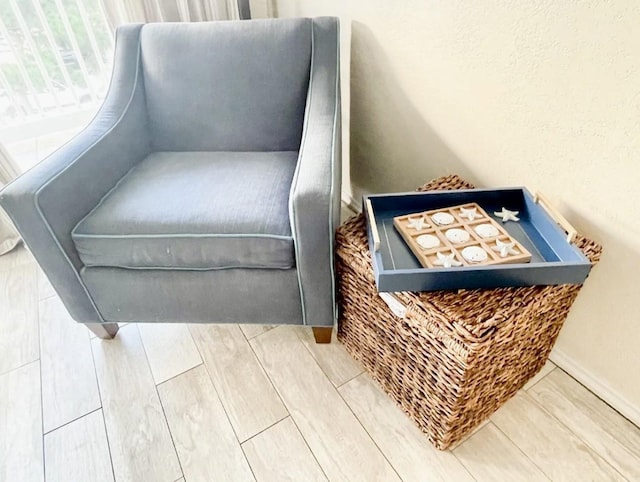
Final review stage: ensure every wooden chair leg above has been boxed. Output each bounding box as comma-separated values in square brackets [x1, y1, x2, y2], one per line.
[84, 322, 119, 339]
[312, 326, 333, 344]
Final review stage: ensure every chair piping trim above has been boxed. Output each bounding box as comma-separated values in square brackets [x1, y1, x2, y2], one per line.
[289, 20, 314, 326]
[71, 232, 293, 240]
[71, 160, 140, 240]
[288, 19, 340, 327]
[33, 27, 144, 323]
[81, 263, 295, 271]
[329, 20, 340, 324]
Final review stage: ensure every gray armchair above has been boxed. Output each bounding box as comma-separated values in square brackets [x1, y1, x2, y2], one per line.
[0, 18, 341, 342]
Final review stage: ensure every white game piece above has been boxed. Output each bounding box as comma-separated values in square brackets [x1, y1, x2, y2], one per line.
[407, 216, 428, 230]
[431, 212, 455, 225]
[492, 239, 519, 258]
[461, 246, 488, 263]
[433, 251, 462, 268]
[416, 234, 440, 249]
[494, 207, 520, 222]
[459, 207, 479, 221]
[474, 223, 500, 238]
[445, 228, 470, 244]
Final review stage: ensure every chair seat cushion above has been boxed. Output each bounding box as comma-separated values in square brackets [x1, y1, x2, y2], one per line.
[72, 151, 298, 269]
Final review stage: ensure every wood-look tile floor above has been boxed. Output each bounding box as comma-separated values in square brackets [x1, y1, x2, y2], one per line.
[2, 243, 640, 482]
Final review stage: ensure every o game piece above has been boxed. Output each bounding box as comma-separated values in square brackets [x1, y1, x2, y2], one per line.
[461, 246, 488, 263]
[416, 234, 441, 249]
[445, 228, 470, 244]
[431, 212, 455, 225]
[474, 223, 499, 238]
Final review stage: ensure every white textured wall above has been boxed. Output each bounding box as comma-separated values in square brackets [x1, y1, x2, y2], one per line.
[274, 0, 640, 422]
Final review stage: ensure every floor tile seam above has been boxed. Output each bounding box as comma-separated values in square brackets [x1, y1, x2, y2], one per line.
[88, 328, 117, 482]
[294, 326, 365, 389]
[555, 367, 640, 434]
[275, 415, 331, 481]
[185, 323, 268, 476]
[181, 355, 259, 480]
[0, 353, 40, 377]
[36, 289, 46, 482]
[451, 420, 546, 481]
[523, 366, 558, 392]
[245, 332, 331, 481]
[137, 324, 186, 482]
[332, 371, 403, 481]
[241, 325, 277, 341]
[43, 406, 102, 436]
[492, 394, 622, 480]
[153, 361, 205, 387]
[523, 384, 633, 480]
[140, 323, 205, 385]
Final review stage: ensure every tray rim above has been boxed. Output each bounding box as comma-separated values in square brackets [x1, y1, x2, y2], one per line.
[363, 187, 591, 286]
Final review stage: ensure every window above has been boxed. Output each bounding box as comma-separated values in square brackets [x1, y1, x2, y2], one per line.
[0, 0, 113, 171]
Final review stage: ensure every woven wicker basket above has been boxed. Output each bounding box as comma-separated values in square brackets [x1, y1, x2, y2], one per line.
[336, 175, 602, 450]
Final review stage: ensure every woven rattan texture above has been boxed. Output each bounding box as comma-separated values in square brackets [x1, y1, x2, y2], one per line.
[336, 174, 602, 450]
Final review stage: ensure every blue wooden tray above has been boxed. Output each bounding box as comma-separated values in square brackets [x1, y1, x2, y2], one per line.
[363, 188, 592, 292]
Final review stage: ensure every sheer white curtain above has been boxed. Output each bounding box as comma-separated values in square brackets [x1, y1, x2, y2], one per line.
[101, 0, 241, 27]
[0, 144, 21, 255]
[0, 0, 249, 257]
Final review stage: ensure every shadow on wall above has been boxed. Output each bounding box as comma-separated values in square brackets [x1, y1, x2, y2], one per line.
[552, 204, 640, 412]
[556, 206, 637, 358]
[349, 21, 476, 194]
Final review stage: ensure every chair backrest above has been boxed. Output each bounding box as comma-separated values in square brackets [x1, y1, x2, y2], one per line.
[139, 18, 312, 152]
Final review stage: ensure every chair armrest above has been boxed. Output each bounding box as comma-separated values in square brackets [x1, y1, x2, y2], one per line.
[289, 17, 341, 327]
[0, 24, 150, 323]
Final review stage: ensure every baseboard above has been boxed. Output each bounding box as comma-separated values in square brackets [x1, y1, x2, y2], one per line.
[550, 348, 640, 428]
[341, 190, 358, 213]
[342, 184, 367, 214]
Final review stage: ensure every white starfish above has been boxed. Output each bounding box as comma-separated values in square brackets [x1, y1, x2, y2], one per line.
[494, 207, 520, 222]
[407, 216, 428, 230]
[433, 251, 463, 268]
[492, 239, 519, 258]
[459, 206, 479, 221]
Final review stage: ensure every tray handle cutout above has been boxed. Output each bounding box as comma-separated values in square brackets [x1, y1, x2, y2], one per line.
[534, 192, 578, 244]
[365, 199, 381, 251]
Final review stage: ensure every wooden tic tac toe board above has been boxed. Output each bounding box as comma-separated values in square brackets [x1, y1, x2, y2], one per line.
[393, 203, 532, 269]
